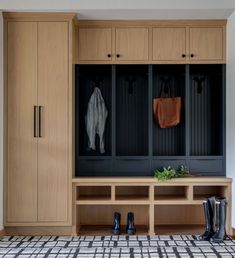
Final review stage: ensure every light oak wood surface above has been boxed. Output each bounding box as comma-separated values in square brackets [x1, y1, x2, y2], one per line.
[153, 27, 186, 61]
[115, 28, 149, 61]
[37, 22, 69, 222]
[3, 12, 77, 21]
[4, 13, 76, 229]
[189, 27, 224, 61]
[5, 226, 73, 236]
[7, 21, 38, 223]
[73, 177, 232, 236]
[76, 20, 226, 64]
[78, 28, 112, 61]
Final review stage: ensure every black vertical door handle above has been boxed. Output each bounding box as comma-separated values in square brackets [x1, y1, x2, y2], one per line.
[33, 106, 37, 137]
[39, 106, 42, 138]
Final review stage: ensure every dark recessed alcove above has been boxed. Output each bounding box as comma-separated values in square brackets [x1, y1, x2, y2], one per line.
[190, 65, 223, 156]
[75, 64, 225, 177]
[152, 65, 185, 156]
[76, 65, 112, 156]
[116, 65, 149, 156]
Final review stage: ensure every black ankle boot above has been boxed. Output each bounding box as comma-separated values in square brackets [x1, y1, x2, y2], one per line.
[211, 197, 227, 243]
[199, 197, 215, 241]
[112, 212, 121, 235]
[126, 212, 136, 235]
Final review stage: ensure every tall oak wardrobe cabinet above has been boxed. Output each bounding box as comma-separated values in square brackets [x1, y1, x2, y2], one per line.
[4, 13, 77, 230]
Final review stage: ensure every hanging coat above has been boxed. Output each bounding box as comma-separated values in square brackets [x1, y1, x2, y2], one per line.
[85, 87, 108, 154]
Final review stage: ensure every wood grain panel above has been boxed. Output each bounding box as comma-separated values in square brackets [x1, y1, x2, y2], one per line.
[73, 177, 232, 235]
[189, 27, 224, 61]
[78, 205, 149, 226]
[155, 205, 204, 225]
[37, 22, 69, 222]
[5, 226, 73, 236]
[7, 21, 38, 222]
[78, 28, 112, 61]
[153, 27, 186, 61]
[115, 28, 149, 61]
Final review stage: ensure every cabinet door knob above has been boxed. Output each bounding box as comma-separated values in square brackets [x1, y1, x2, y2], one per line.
[182, 54, 186, 58]
[116, 54, 120, 58]
[107, 54, 111, 58]
[191, 54, 194, 58]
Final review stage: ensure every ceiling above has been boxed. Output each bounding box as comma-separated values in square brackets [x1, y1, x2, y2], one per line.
[0, 0, 235, 20]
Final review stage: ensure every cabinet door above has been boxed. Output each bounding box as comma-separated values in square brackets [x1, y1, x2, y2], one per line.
[78, 28, 112, 61]
[153, 28, 186, 61]
[7, 22, 38, 222]
[189, 27, 224, 61]
[37, 22, 69, 222]
[115, 28, 149, 61]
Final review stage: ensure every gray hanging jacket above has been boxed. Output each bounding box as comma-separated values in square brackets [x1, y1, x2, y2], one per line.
[85, 87, 108, 153]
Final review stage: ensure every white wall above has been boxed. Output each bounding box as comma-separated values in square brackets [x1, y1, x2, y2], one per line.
[227, 11, 235, 227]
[0, 0, 234, 19]
[0, 11, 3, 230]
[0, 0, 235, 10]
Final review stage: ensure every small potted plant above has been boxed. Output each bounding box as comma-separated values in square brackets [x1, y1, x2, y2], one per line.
[153, 165, 190, 181]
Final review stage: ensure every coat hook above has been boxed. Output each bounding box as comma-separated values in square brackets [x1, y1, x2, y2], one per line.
[125, 76, 136, 95]
[194, 77, 206, 94]
[91, 76, 104, 87]
[160, 76, 172, 94]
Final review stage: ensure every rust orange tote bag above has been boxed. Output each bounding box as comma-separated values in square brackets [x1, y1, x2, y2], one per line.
[153, 82, 181, 128]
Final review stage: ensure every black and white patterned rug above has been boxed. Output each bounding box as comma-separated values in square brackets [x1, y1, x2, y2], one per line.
[0, 235, 235, 257]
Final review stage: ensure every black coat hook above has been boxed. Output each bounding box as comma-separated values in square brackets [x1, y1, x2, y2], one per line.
[91, 76, 104, 87]
[125, 76, 136, 95]
[194, 77, 206, 94]
[160, 76, 172, 94]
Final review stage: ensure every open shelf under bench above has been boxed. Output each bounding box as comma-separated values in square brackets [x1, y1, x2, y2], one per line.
[72, 176, 232, 236]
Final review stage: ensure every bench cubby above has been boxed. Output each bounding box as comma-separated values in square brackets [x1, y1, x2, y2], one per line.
[72, 177, 232, 236]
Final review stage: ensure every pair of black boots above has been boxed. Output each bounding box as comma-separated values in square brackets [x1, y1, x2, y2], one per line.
[200, 197, 228, 242]
[112, 212, 136, 235]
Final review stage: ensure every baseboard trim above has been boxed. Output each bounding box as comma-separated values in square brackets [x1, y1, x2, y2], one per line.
[5, 226, 73, 236]
[0, 229, 5, 237]
[232, 228, 235, 238]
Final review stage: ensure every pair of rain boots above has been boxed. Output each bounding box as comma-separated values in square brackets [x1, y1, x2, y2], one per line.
[200, 197, 228, 243]
[112, 212, 136, 235]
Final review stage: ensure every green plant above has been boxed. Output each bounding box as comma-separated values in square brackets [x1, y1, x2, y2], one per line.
[153, 165, 190, 181]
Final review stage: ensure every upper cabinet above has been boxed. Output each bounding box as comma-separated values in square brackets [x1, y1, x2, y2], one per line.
[78, 27, 149, 62]
[78, 28, 112, 61]
[115, 28, 149, 61]
[189, 27, 224, 61]
[76, 21, 226, 64]
[152, 27, 186, 62]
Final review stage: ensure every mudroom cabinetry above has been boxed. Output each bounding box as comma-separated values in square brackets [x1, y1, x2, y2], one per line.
[72, 177, 232, 236]
[3, 13, 231, 237]
[77, 21, 226, 63]
[78, 28, 112, 61]
[189, 27, 224, 61]
[115, 28, 149, 61]
[76, 64, 225, 177]
[152, 27, 186, 61]
[4, 13, 76, 227]
[78, 27, 149, 62]
[7, 21, 38, 223]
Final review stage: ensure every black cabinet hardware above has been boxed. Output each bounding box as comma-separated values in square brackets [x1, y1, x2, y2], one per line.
[39, 106, 42, 138]
[33, 106, 37, 137]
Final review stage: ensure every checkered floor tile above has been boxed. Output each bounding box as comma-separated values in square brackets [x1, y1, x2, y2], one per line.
[0, 235, 235, 257]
